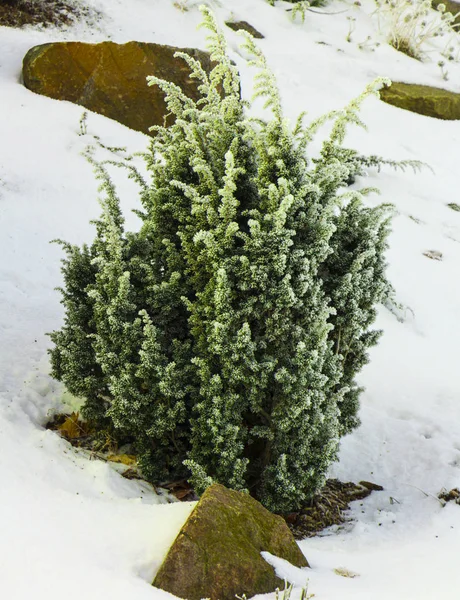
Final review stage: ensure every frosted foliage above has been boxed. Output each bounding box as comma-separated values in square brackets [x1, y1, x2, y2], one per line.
[49, 8, 392, 513]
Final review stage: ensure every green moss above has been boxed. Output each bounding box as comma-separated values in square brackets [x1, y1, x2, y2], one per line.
[447, 202, 460, 212]
[153, 484, 309, 600]
[380, 82, 460, 120]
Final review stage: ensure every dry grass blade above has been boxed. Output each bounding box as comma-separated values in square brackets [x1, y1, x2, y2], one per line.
[57, 412, 89, 440]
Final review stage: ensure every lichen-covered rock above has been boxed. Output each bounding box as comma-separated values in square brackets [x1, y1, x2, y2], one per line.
[153, 484, 309, 600]
[225, 20, 265, 38]
[432, 0, 460, 24]
[380, 81, 460, 120]
[22, 41, 215, 135]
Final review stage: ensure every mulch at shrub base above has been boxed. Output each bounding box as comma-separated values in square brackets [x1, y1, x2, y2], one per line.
[0, 0, 97, 28]
[285, 479, 384, 539]
[50, 414, 459, 539]
[46, 412, 384, 537]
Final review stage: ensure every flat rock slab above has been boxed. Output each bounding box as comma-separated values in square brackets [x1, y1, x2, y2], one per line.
[22, 41, 215, 135]
[380, 81, 460, 120]
[153, 483, 309, 600]
[225, 20, 265, 38]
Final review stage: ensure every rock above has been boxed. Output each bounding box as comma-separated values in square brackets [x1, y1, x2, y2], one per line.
[380, 81, 460, 120]
[432, 0, 460, 23]
[225, 20, 265, 38]
[439, 487, 460, 505]
[359, 481, 384, 492]
[22, 41, 215, 135]
[333, 567, 360, 578]
[153, 483, 309, 600]
[423, 250, 443, 261]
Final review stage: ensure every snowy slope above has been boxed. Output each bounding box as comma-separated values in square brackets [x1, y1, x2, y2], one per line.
[1, 0, 460, 598]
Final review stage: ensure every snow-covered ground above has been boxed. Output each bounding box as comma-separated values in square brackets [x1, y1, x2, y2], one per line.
[1, 0, 460, 598]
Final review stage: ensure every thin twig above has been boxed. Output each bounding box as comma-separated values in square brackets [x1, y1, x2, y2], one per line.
[403, 483, 445, 506]
[286, 7, 350, 15]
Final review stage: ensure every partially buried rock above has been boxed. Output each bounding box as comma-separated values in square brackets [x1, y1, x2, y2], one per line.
[225, 20, 265, 38]
[423, 249, 443, 261]
[380, 81, 460, 120]
[22, 41, 215, 135]
[153, 483, 309, 600]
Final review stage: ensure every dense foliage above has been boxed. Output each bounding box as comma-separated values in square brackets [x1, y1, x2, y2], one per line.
[49, 8, 393, 513]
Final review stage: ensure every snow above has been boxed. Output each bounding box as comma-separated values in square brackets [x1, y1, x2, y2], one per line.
[1, 0, 460, 598]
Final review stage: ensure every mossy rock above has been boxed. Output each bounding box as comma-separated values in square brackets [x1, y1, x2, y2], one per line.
[153, 484, 309, 600]
[225, 20, 265, 38]
[22, 41, 215, 135]
[432, 0, 460, 23]
[380, 81, 460, 120]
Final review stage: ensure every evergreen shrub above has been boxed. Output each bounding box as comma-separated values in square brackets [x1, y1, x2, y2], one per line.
[49, 7, 393, 513]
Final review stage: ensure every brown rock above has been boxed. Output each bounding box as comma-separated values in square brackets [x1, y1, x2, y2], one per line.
[225, 20, 265, 39]
[22, 41, 215, 135]
[432, 0, 460, 24]
[153, 484, 309, 600]
[380, 81, 460, 120]
[359, 481, 384, 492]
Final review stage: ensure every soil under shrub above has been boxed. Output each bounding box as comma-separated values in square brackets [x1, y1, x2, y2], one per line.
[0, 0, 99, 28]
[47, 412, 385, 537]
